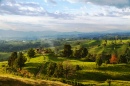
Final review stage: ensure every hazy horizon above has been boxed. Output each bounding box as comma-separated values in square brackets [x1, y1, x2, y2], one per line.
[0, 0, 130, 32]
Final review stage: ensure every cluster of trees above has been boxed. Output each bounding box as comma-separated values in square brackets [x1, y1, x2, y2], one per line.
[119, 48, 130, 63]
[8, 52, 27, 70]
[0, 41, 40, 52]
[0, 40, 62, 52]
[62, 44, 88, 59]
[46, 61, 81, 79]
[96, 48, 130, 67]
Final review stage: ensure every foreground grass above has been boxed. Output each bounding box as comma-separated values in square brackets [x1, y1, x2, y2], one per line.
[0, 75, 70, 86]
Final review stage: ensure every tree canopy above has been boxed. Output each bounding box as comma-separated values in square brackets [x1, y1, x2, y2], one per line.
[27, 48, 35, 58]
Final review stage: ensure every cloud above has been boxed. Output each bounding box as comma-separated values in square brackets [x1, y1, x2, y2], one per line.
[0, 0, 130, 32]
[0, 0, 129, 18]
[0, 0, 72, 19]
[44, 0, 57, 4]
[0, 14, 130, 32]
[65, 0, 130, 8]
[0, 0, 47, 16]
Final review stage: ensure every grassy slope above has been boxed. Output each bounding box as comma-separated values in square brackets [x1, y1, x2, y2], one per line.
[24, 54, 130, 85]
[0, 61, 70, 86]
[1, 59, 130, 85]
[24, 52, 130, 84]
[0, 75, 71, 86]
[88, 39, 129, 55]
[0, 39, 130, 85]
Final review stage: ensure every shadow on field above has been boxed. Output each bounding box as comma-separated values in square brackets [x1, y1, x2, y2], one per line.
[25, 63, 41, 67]
[76, 71, 112, 81]
[25, 63, 42, 75]
[97, 64, 130, 72]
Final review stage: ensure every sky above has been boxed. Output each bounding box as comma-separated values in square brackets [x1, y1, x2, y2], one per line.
[0, 0, 130, 32]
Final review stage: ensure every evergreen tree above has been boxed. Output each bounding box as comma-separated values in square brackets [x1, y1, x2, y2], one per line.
[96, 55, 103, 67]
[15, 52, 27, 70]
[63, 44, 72, 57]
[27, 48, 35, 58]
[8, 52, 17, 68]
[53, 62, 64, 78]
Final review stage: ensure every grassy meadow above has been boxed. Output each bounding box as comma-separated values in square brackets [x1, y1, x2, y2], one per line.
[0, 39, 130, 85]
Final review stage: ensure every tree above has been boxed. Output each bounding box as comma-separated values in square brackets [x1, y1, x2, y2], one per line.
[110, 54, 118, 64]
[63, 44, 73, 57]
[53, 62, 64, 78]
[80, 47, 88, 58]
[73, 49, 81, 58]
[27, 48, 35, 58]
[96, 55, 103, 67]
[124, 48, 130, 63]
[8, 52, 17, 68]
[47, 62, 57, 77]
[119, 54, 127, 63]
[73, 47, 88, 58]
[15, 52, 27, 70]
[63, 60, 76, 79]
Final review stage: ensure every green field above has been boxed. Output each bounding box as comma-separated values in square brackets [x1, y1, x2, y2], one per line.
[0, 52, 11, 61]
[1, 55, 130, 85]
[0, 39, 130, 85]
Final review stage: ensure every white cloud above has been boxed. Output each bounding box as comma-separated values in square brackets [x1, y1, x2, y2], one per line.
[0, 0, 130, 32]
[0, 1, 47, 16]
[44, 0, 57, 4]
[61, 2, 130, 17]
[0, 0, 129, 18]
[0, 14, 130, 32]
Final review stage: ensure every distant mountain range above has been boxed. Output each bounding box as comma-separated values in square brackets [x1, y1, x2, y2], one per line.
[0, 29, 130, 40]
[103, 29, 130, 33]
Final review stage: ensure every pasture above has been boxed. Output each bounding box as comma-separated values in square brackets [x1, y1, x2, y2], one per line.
[0, 39, 130, 85]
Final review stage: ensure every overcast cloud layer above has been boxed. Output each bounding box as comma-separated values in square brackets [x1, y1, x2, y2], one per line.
[0, 0, 130, 32]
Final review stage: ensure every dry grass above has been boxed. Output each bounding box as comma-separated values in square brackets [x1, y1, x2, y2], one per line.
[0, 75, 71, 86]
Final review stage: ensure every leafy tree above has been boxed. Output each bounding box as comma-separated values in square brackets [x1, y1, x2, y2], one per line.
[80, 47, 88, 58]
[63, 60, 76, 79]
[73, 49, 81, 58]
[47, 62, 57, 77]
[27, 48, 35, 58]
[103, 54, 111, 64]
[46, 61, 79, 79]
[109, 50, 118, 64]
[110, 54, 118, 64]
[8, 52, 17, 68]
[63, 44, 73, 57]
[124, 48, 130, 63]
[15, 52, 27, 70]
[96, 55, 103, 67]
[53, 62, 64, 78]
[119, 54, 127, 63]
[73, 47, 88, 58]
